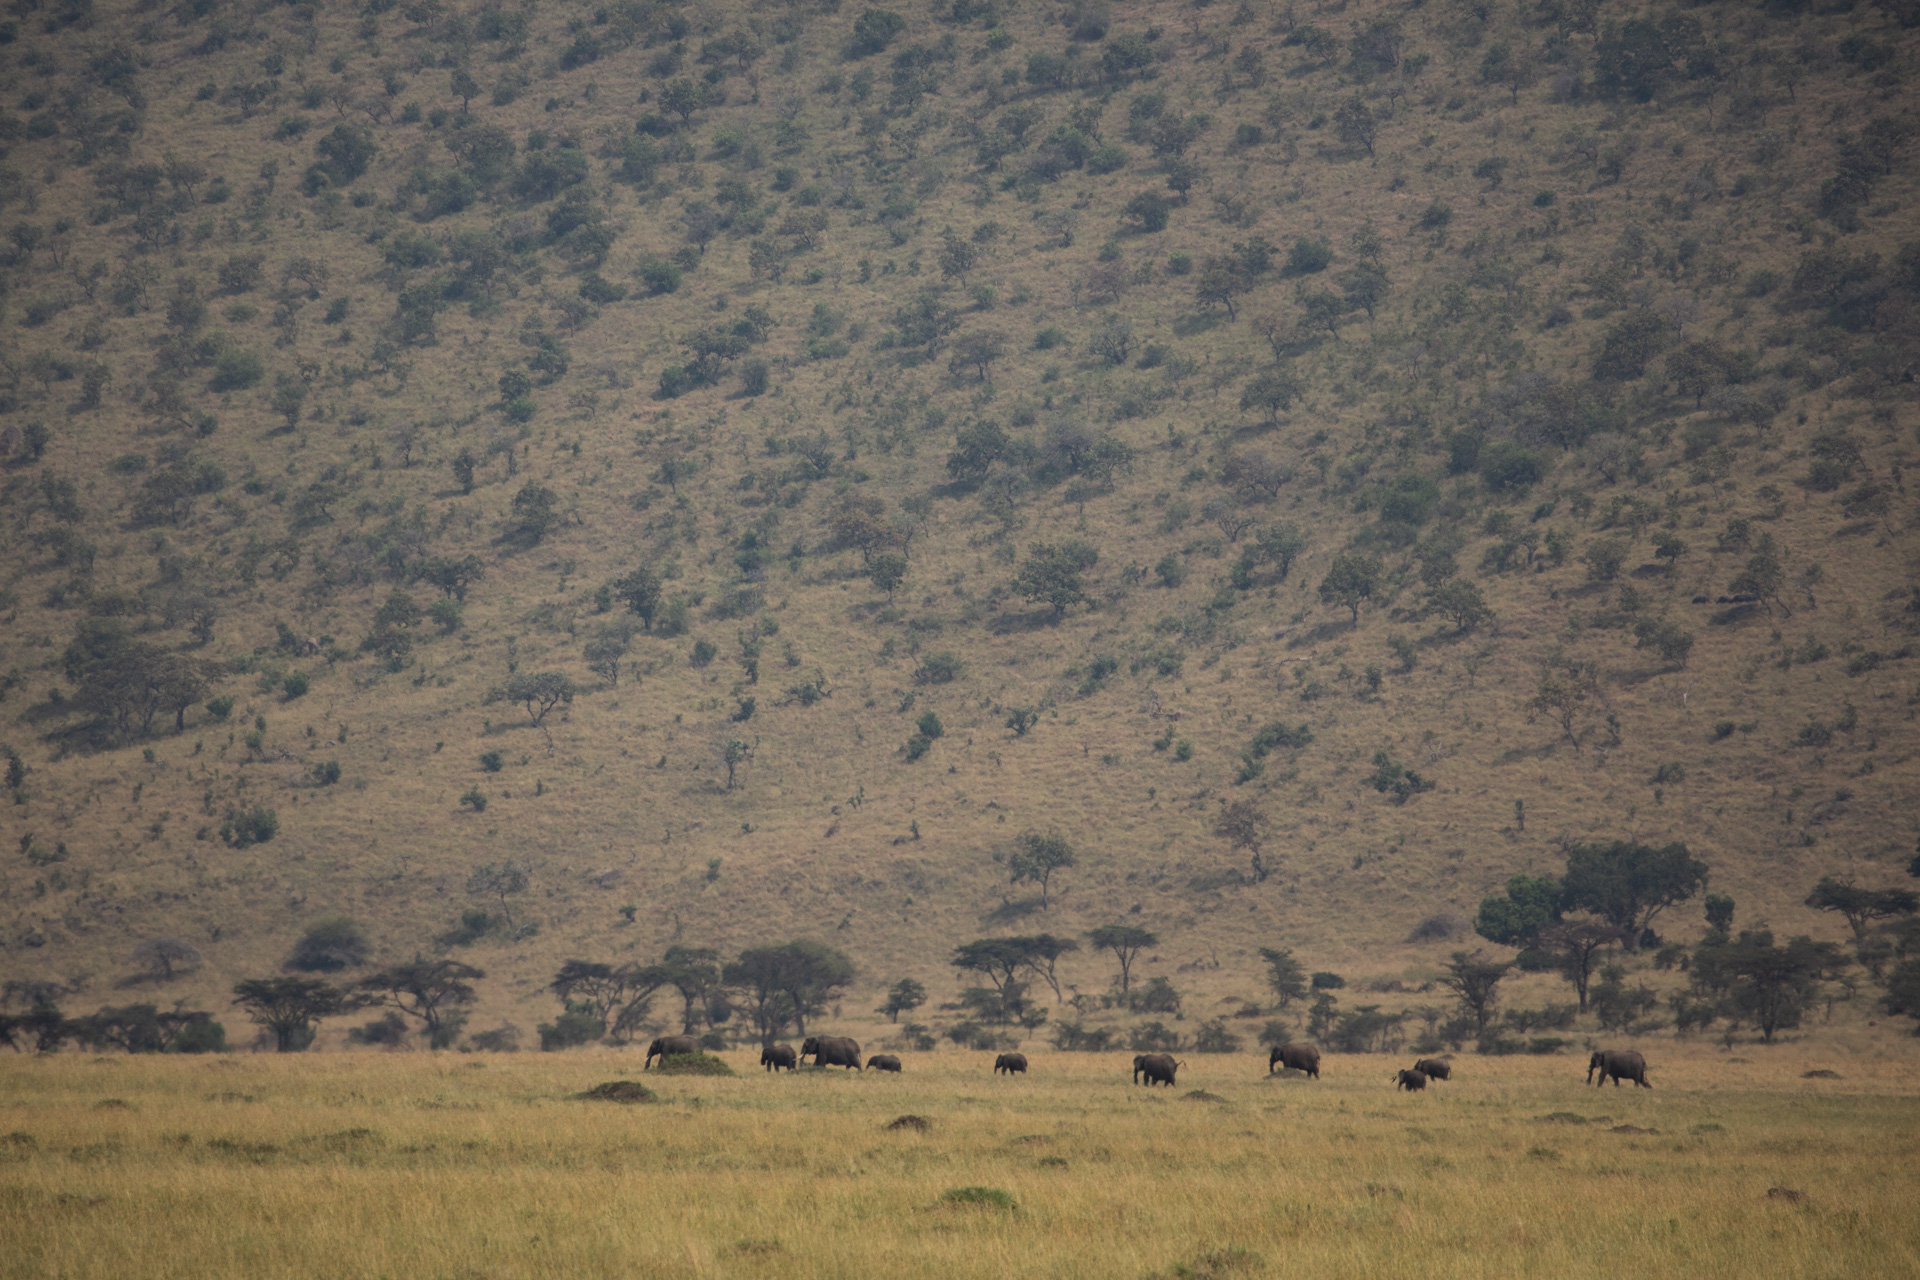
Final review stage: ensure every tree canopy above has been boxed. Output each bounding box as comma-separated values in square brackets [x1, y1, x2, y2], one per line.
[1561, 840, 1709, 947]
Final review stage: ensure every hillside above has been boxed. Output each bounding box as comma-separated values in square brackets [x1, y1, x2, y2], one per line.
[2, 0, 1918, 1051]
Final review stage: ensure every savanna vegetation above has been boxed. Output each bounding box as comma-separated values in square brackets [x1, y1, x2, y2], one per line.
[1, 0, 1918, 1098]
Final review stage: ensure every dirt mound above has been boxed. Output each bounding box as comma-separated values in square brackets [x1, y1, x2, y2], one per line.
[885, 1114, 931, 1132]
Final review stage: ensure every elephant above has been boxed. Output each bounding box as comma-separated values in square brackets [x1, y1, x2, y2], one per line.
[761, 1043, 797, 1072]
[1268, 1043, 1322, 1078]
[1412, 1057, 1452, 1081]
[1588, 1049, 1651, 1088]
[867, 1054, 903, 1073]
[645, 1035, 699, 1068]
[801, 1035, 863, 1069]
[993, 1052, 1028, 1076]
[1133, 1053, 1183, 1086]
[1395, 1068, 1429, 1092]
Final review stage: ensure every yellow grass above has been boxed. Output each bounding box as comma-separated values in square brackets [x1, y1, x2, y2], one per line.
[4, 1045, 1917, 1279]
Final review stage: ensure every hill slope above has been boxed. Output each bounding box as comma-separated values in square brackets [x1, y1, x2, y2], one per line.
[2, 0, 1918, 1047]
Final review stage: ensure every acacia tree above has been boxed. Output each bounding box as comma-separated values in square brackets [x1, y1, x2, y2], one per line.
[1440, 951, 1512, 1035]
[1529, 659, 1600, 752]
[952, 937, 1036, 999]
[1698, 931, 1848, 1044]
[658, 945, 724, 1033]
[879, 978, 927, 1022]
[1216, 800, 1271, 882]
[1022, 934, 1081, 1002]
[131, 938, 202, 982]
[1088, 925, 1157, 995]
[1009, 831, 1077, 910]
[356, 958, 484, 1049]
[232, 977, 345, 1052]
[505, 671, 574, 725]
[723, 947, 798, 1045]
[758, 940, 853, 1039]
[1805, 876, 1919, 943]
[466, 860, 531, 930]
[549, 959, 638, 1025]
[1258, 946, 1308, 1011]
[1535, 919, 1629, 1011]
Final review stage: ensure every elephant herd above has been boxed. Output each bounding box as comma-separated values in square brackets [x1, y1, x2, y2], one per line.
[644, 1036, 1652, 1091]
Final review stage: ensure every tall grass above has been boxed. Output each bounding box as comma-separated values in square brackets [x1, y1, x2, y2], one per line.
[3, 1047, 1915, 1279]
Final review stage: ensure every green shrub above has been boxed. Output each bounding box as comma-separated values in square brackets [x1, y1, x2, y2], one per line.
[941, 1186, 1016, 1211]
[653, 1052, 735, 1075]
[209, 349, 265, 391]
[479, 751, 504, 772]
[282, 671, 309, 699]
[220, 806, 278, 848]
[460, 787, 488, 812]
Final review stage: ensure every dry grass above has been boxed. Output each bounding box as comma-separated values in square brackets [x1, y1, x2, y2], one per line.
[3, 1045, 1918, 1279]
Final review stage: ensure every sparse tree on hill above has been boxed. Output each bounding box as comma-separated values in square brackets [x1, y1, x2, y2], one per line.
[612, 565, 664, 630]
[131, 938, 202, 983]
[467, 860, 531, 930]
[1318, 553, 1383, 623]
[868, 553, 908, 602]
[1009, 831, 1077, 910]
[1216, 800, 1271, 881]
[504, 672, 574, 725]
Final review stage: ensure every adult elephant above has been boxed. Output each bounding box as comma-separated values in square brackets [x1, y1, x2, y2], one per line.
[1133, 1053, 1182, 1086]
[993, 1052, 1028, 1076]
[645, 1035, 698, 1068]
[1588, 1049, 1651, 1088]
[1395, 1068, 1429, 1092]
[801, 1035, 863, 1069]
[1268, 1043, 1321, 1078]
[867, 1054, 903, 1073]
[761, 1043, 797, 1072]
[1413, 1057, 1452, 1081]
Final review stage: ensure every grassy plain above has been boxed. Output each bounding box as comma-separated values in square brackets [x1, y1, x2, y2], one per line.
[3, 1044, 1917, 1280]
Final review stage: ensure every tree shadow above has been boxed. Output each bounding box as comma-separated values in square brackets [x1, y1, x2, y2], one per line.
[989, 609, 1059, 635]
[1285, 619, 1353, 649]
[981, 897, 1046, 925]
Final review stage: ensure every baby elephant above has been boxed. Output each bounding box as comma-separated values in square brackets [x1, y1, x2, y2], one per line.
[866, 1054, 903, 1073]
[994, 1052, 1028, 1076]
[1412, 1057, 1451, 1082]
[761, 1043, 797, 1072]
[1395, 1068, 1429, 1092]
